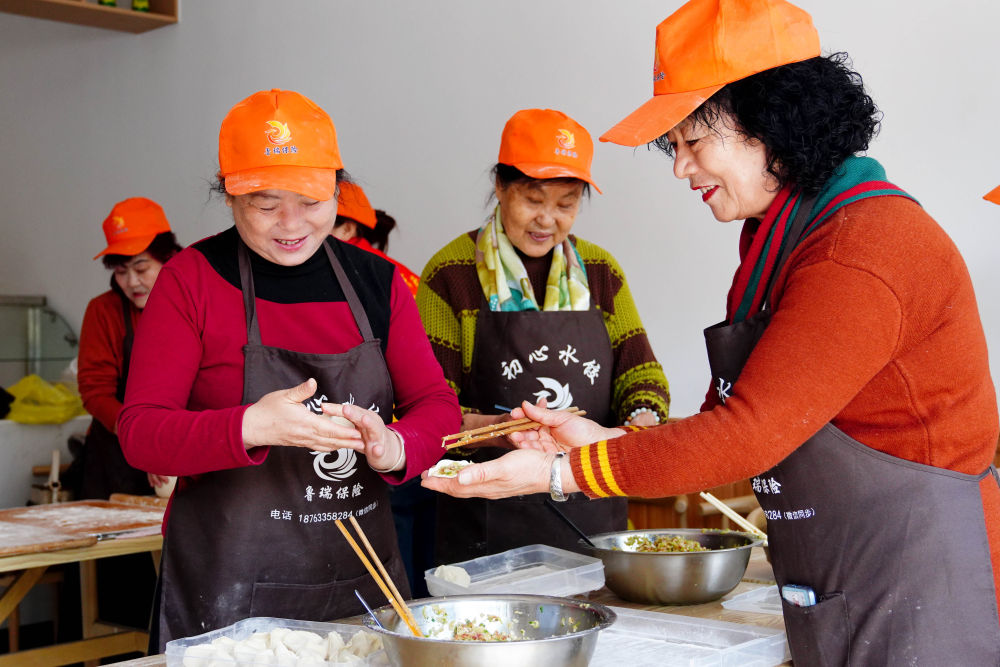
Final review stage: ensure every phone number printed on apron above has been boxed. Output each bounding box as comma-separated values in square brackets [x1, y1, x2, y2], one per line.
[267, 501, 380, 525]
[763, 508, 816, 521]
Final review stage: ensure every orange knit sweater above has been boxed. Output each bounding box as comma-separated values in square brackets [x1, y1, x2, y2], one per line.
[570, 196, 1000, 605]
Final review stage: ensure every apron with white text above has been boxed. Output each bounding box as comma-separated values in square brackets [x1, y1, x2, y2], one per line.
[152, 240, 405, 649]
[435, 301, 625, 563]
[704, 200, 1000, 665]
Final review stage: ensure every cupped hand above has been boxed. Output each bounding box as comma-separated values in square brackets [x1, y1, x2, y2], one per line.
[507, 400, 624, 452]
[421, 448, 552, 499]
[327, 401, 405, 472]
[241, 379, 364, 452]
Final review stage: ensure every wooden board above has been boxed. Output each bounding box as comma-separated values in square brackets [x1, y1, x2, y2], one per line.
[109, 493, 169, 510]
[0, 520, 96, 557]
[0, 500, 164, 539]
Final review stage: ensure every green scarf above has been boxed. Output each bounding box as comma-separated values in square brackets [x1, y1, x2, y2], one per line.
[728, 156, 918, 323]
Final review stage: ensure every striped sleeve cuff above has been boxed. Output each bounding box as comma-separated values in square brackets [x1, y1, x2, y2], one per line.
[570, 439, 628, 498]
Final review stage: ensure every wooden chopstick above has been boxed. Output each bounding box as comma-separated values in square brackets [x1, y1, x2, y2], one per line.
[441, 407, 586, 448]
[348, 516, 422, 634]
[698, 491, 768, 542]
[334, 519, 423, 637]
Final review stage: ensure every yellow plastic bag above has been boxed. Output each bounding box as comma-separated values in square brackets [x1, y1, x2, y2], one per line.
[5, 374, 87, 424]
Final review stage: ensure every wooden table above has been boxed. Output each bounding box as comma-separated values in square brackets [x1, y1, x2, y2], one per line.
[0, 500, 164, 667]
[107, 547, 789, 667]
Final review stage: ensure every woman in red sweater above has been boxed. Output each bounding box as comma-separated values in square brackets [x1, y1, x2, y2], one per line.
[118, 89, 459, 650]
[79, 196, 181, 500]
[424, 1, 1000, 663]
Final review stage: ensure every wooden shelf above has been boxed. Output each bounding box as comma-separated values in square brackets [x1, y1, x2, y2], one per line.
[0, 0, 177, 33]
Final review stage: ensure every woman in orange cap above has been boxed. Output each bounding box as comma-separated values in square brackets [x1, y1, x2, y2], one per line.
[333, 181, 420, 296]
[78, 196, 181, 628]
[424, 1, 1000, 663]
[79, 196, 181, 500]
[418, 107, 671, 564]
[116, 89, 459, 649]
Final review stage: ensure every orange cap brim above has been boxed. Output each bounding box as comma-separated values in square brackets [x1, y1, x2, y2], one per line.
[225, 164, 338, 201]
[984, 185, 1000, 205]
[93, 234, 158, 260]
[513, 162, 602, 194]
[599, 83, 725, 147]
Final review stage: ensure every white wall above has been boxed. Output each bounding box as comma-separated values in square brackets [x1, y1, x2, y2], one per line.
[1, 0, 998, 417]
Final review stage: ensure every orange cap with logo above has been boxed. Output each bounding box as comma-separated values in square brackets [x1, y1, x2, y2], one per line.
[984, 185, 1000, 205]
[218, 89, 343, 201]
[336, 182, 377, 229]
[601, 0, 821, 146]
[498, 108, 601, 194]
[93, 197, 172, 260]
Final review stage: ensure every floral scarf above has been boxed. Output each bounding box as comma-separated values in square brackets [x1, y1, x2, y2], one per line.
[474, 207, 591, 311]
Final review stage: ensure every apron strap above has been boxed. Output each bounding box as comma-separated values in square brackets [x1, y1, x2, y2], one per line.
[237, 241, 263, 347]
[237, 239, 376, 346]
[324, 242, 375, 342]
[117, 290, 135, 399]
[760, 195, 818, 311]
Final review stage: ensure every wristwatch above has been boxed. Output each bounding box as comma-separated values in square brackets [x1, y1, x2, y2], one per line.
[549, 452, 568, 502]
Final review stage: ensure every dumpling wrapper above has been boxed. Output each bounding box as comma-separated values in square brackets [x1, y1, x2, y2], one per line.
[326, 630, 346, 658]
[427, 459, 474, 478]
[433, 564, 471, 587]
[328, 414, 357, 430]
[342, 629, 383, 657]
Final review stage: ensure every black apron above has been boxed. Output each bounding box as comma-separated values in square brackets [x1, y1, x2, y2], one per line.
[704, 200, 1000, 665]
[80, 291, 153, 500]
[151, 241, 406, 650]
[435, 295, 625, 564]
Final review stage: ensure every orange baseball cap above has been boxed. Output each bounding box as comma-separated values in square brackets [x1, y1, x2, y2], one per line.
[984, 185, 1000, 205]
[498, 108, 601, 194]
[93, 197, 172, 260]
[336, 182, 377, 229]
[218, 89, 343, 201]
[600, 0, 821, 146]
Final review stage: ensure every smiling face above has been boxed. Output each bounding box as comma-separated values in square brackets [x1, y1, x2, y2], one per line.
[228, 189, 337, 265]
[666, 114, 779, 222]
[495, 179, 584, 257]
[113, 252, 164, 310]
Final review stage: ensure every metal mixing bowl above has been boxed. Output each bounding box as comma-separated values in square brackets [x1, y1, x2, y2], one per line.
[582, 528, 762, 605]
[363, 594, 616, 666]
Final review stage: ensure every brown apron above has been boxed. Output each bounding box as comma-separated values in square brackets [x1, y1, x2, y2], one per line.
[704, 200, 1000, 665]
[435, 300, 625, 563]
[151, 240, 406, 650]
[81, 291, 153, 500]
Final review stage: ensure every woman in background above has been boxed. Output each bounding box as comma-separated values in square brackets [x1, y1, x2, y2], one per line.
[418, 108, 670, 563]
[79, 196, 181, 500]
[332, 181, 420, 296]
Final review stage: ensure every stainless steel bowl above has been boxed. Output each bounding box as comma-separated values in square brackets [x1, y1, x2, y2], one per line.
[582, 528, 763, 605]
[363, 594, 616, 666]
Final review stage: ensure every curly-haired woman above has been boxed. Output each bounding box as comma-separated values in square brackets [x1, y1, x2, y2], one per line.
[424, 1, 1000, 663]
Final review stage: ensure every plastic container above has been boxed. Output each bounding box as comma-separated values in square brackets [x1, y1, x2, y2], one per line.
[424, 544, 605, 598]
[721, 585, 783, 616]
[590, 607, 789, 667]
[164, 616, 389, 666]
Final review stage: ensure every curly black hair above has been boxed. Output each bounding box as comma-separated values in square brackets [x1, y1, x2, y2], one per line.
[651, 53, 881, 195]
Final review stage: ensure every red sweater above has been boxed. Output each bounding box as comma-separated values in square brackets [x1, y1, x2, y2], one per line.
[119, 229, 458, 483]
[78, 290, 140, 432]
[570, 197, 1000, 602]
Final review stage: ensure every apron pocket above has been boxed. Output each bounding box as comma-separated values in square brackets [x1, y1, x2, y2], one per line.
[781, 591, 850, 667]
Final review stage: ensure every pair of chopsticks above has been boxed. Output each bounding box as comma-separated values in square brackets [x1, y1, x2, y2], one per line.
[335, 516, 423, 637]
[698, 491, 769, 544]
[441, 407, 587, 449]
